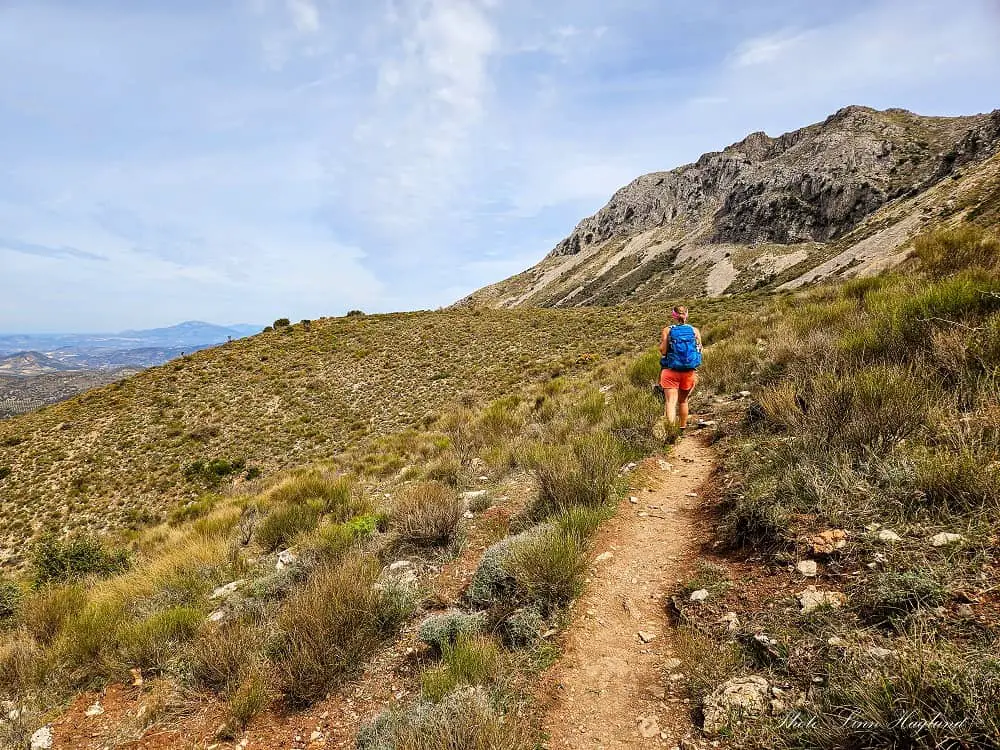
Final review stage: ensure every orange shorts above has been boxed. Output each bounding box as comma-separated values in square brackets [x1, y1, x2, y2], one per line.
[660, 368, 698, 392]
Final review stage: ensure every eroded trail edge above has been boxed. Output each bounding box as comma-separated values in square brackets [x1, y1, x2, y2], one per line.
[540, 436, 714, 748]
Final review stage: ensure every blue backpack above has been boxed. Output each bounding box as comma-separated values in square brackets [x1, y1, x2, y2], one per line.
[661, 324, 702, 371]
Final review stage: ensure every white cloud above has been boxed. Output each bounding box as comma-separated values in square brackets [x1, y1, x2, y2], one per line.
[730, 30, 807, 67]
[286, 0, 320, 33]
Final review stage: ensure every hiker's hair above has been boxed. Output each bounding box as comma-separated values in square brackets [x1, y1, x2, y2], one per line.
[672, 305, 689, 322]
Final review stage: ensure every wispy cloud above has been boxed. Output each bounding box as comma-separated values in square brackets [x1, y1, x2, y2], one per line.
[730, 31, 808, 67]
[286, 0, 320, 33]
[0, 238, 106, 262]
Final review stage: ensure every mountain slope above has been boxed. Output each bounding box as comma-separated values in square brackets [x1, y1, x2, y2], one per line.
[0, 351, 78, 375]
[461, 106, 1000, 308]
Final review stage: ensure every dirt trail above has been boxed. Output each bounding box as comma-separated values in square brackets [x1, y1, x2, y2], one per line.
[540, 435, 713, 748]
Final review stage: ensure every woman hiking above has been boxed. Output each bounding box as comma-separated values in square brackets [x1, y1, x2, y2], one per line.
[659, 305, 703, 430]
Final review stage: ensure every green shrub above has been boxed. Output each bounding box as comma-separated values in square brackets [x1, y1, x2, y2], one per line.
[852, 569, 947, 627]
[842, 273, 893, 301]
[555, 505, 612, 541]
[0, 580, 21, 621]
[910, 447, 1000, 514]
[273, 318, 290, 328]
[506, 526, 587, 611]
[272, 557, 414, 706]
[418, 611, 486, 653]
[267, 472, 366, 519]
[913, 225, 1000, 278]
[20, 583, 86, 645]
[225, 666, 269, 731]
[627, 347, 662, 386]
[498, 606, 546, 648]
[420, 634, 502, 703]
[391, 482, 462, 547]
[168, 494, 220, 525]
[0, 466, 10, 481]
[529, 432, 622, 515]
[802, 365, 929, 450]
[720, 491, 790, 550]
[357, 688, 530, 750]
[183, 458, 246, 485]
[256, 501, 323, 552]
[117, 606, 203, 671]
[31, 533, 130, 586]
[603, 386, 660, 457]
[798, 643, 1000, 749]
[55, 597, 126, 678]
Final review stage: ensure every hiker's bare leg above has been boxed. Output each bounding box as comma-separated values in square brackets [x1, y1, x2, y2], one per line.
[664, 388, 679, 424]
[678, 388, 693, 428]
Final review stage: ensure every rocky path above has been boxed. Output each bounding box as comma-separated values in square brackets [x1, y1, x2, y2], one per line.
[539, 435, 713, 748]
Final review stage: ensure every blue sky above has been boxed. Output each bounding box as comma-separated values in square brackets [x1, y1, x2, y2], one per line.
[1, 0, 998, 332]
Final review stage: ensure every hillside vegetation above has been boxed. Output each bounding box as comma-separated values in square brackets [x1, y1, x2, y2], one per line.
[672, 224, 1000, 748]
[0, 306, 684, 569]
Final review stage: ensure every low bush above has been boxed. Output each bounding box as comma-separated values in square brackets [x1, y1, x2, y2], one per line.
[627, 347, 662, 386]
[272, 557, 414, 706]
[256, 501, 323, 552]
[357, 688, 530, 750]
[603, 386, 660, 457]
[266, 472, 364, 519]
[189, 619, 262, 692]
[19, 583, 86, 645]
[555, 505, 612, 541]
[913, 225, 1000, 278]
[852, 569, 948, 628]
[116, 606, 203, 671]
[530, 432, 621, 515]
[798, 643, 1000, 749]
[418, 610, 486, 653]
[31, 533, 130, 586]
[0, 580, 21, 621]
[225, 666, 269, 732]
[391, 482, 462, 547]
[420, 634, 503, 702]
[168, 494, 219, 525]
[910, 447, 1000, 515]
[506, 526, 587, 611]
[183, 458, 247, 486]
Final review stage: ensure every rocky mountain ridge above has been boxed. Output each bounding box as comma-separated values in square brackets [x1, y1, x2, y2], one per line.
[462, 105, 1000, 308]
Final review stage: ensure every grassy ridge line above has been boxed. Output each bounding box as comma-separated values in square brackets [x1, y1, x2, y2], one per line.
[0, 305, 683, 567]
[671, 226, 1000, 749]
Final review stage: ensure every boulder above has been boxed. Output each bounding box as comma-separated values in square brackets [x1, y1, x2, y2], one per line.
[209, 580, 245, 601]
[795, 560, 818, 577]
[798, 586, 847, 613]
[876, 529, 901, 543]
[689, 589, 710, 602]
[929, 532, 965, 547]
[702, 676, 770, 736]
[30, 727, 53, 750]
[810, 530, 847, 554]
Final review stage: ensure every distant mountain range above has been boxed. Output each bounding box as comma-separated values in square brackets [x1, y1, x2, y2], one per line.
[0, 321, 258, 375]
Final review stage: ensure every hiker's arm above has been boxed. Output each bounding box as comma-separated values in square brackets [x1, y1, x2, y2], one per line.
[695, 327, 703, 352]
[659, 327, 669, 356]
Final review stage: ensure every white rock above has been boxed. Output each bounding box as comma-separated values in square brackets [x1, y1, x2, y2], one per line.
[638, 631, 657, 644]
[795, 560, 818, 577]
[868, 647, 896, 659]
[930, 532, 965, 547]
[460, 490, 488, 501]
[629, 496, 639, 504]
[208, 609, 226, 623]
[30, 727, 53, 750]
[664, 658, 682, 671]
[463, 511, 474, 519]
[209, 580, 245, 601]
[702, 676, 769, 736]
[85, 702, 104, 717]
[276, 549, 298, 571]
[798, 586, 847, 613]
[594, 552, 614, 564]
[310, 730, 324, 742]
[388, 560, 414, 572]
[689, 589, 710, 602]
[876, 529, 901, 543]
[637, 716, 661, 738]
[827, 636, 847, 648]
[719, 612, 739, 631]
